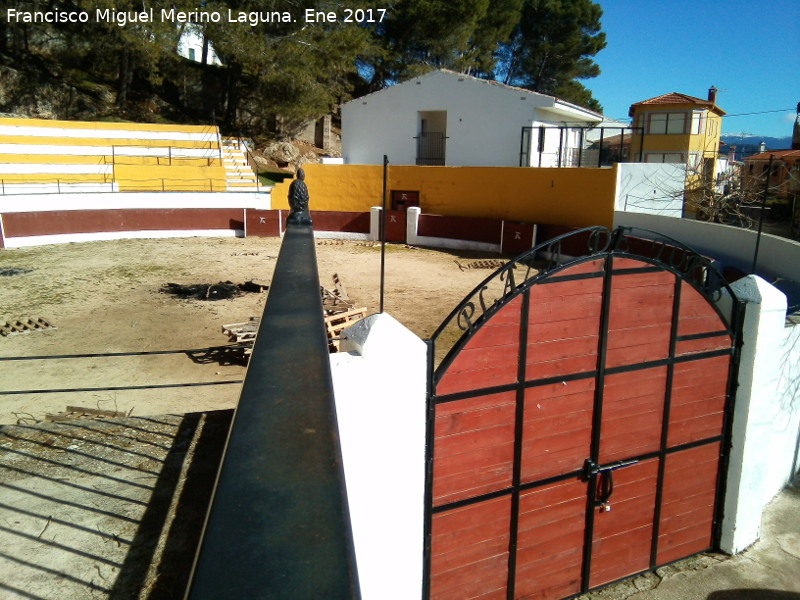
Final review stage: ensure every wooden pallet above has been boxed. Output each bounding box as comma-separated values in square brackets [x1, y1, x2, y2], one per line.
[325, 307, 367, 351]
[321, 272, 353, 314]
[45, 405, 128, 422]
[0, 317, 56, 337]
[221, 275, 362, 357]
[454, 259, 508, 271]
[221, 318, 260, 359]
[221, 317, 260, 343]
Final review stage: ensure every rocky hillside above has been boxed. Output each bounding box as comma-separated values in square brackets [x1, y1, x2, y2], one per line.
[0, 50, 341, 173]
[0, 50, 191, 124]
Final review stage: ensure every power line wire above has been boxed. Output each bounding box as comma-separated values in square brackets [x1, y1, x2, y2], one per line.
[607, 107, 795, 123]
[724, 108, 795, 118]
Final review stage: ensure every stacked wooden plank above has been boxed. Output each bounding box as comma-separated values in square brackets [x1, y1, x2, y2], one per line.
[221, 273, 368, 358]
[220, 317, 260, 362]
[321, 272, 354, 314]
[0, 317, 56, 337]
[46, 405, 128, 422]
[325, 307, 368, 351]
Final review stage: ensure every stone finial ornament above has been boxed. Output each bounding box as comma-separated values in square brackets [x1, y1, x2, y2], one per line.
[287, 167, 312, 225]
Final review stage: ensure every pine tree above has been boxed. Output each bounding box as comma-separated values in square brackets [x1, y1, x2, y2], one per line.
[363, 0, 522, 88]
[199, 0, 375, 134]
[497, 0, 606, 111]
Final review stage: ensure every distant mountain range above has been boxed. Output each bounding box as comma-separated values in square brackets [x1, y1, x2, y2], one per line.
[721, 134, 793, 160]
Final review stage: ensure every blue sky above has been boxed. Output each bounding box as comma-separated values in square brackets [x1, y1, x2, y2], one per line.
[588, 0, 800, 140]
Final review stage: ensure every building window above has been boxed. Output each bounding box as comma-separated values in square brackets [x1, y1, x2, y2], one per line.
[645, 152, 684, 163]
[647, 112, 688, 135]
[690, 111, 705, 134]
[188, 48, 196, 61]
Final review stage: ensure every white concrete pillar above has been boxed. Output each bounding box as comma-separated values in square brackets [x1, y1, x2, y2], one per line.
[720, 275, 789, 554]
[406, 206, 421, 245]
[329, 313, 427, 600]
[369, 206, 381, 241]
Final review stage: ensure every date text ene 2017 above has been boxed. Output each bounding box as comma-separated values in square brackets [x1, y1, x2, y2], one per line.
[304, 8, 387, 23]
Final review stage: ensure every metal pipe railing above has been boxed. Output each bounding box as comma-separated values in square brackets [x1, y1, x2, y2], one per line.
[184, 222, 361, 599]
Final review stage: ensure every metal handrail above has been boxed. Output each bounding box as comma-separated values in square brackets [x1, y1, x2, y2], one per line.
[235, 134, 262, 192]
[185, 222, 361, 599]
[0, 176, 266, 194]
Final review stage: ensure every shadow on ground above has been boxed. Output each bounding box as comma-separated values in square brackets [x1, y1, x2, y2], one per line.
[707, 593, 800, 600]
[0, 410, 233, 599]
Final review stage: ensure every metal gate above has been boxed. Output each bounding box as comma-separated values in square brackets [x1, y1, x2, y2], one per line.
[416, 132, 447, 166]
[424, 226, 743, 600]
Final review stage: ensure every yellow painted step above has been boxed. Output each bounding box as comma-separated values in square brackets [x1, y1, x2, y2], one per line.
[0, 173, 111, 184]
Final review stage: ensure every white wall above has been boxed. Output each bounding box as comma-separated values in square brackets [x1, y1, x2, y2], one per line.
[0, 123, 219, 142]
[342, 70, 595, 167]
[177, 26, 221, 65]
[719, 276, 800, 553]
[0, 191, 269, 213]
[615, 163, 686, 215]
[614, 211, 800, 282]
[0, 143, 220, 159]
[330, 313, 428, 600]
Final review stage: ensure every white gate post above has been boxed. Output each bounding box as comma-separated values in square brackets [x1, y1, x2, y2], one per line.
[719, 275, 789, 554]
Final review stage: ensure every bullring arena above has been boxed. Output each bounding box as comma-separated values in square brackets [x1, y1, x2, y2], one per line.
[0, 235, 499, 423]
[0, 116, 604, 424]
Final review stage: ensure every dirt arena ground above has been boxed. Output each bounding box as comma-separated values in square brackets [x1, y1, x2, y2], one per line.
[0, 236, 503, 425]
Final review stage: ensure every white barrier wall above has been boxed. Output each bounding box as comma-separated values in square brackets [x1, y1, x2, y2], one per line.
[615, 211, 800, 282]
[0, 191, 269, 213]
[330, 314, 428, 600]
[719, 276, 800, 553]
[0, 191, 271, 247]
[615, 163, 686, 215]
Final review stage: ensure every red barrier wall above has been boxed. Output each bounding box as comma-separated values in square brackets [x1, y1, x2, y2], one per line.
[246, 210, 282, 237]
[2, 208, 244, 238]
[418, 214, 502, 244]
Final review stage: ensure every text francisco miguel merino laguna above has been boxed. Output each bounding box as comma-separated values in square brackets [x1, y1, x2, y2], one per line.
[5, 7, 388, 26]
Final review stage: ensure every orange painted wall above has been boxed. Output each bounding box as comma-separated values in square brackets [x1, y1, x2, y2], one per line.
[273, 164, 617, 229]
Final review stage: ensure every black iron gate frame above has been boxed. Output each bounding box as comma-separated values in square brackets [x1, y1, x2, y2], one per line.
[422, 226, 745, 600]
[415, 132, 448, 166]
[519, 126, 645, 168]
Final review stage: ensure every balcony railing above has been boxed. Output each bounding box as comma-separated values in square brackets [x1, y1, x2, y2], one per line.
[185, 222, 361, 599]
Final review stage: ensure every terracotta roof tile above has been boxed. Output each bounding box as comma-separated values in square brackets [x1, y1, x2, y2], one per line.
[635, 92, 708, 106]
[629, 92, 726, 116]
[745, 149, 800, 161]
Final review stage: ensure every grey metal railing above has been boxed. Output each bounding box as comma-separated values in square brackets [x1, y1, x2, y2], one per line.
[185, 222, 361, 599]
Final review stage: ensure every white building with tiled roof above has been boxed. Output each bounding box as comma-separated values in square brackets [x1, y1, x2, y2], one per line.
[341, 69, 605, 167]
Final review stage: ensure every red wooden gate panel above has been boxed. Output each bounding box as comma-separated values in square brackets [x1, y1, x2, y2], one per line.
[384, 209, 406, 242]
[516, 479, 585, 600]
[425, 227, 742, 600]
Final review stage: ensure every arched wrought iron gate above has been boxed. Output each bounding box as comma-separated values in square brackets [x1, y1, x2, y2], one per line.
[424, 227, 744, 600]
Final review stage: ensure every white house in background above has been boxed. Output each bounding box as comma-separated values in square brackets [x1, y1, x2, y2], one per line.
[341, 69, 604, 167]
[177, 26, 221, 66]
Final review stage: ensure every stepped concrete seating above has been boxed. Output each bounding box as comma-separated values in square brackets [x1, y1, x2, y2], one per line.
[221, 137, 261, 192]
[0, 118, 228, 193]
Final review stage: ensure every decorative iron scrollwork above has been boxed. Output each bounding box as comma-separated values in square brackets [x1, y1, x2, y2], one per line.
[432, 225, 738, 366]
[456, 302, 476, 332]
